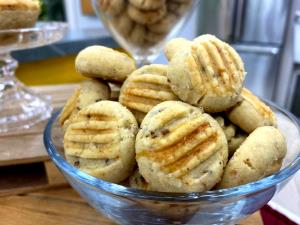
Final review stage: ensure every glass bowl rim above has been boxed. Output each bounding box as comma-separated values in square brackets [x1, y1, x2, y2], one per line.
[44, 100, 300, 202]
[0, 21, 68, 34]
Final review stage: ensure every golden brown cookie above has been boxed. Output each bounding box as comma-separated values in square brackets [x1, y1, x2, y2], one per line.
[0, 0, 40, 29]
[228, 88, 277, 133]
[218, 126, 287, 189]
[60, 79, 110, 132]
[75, 45, 136, 82]
[60, 88, 80, 131]
[167, 35, 246, 112]
[97, 0, 125, 16]
[136, 101, 228, 192]
[119, 64, 178, 123]
[127, 3, 167, 25]
[129, 0, 166, 10]
[64, 101, 138, 183]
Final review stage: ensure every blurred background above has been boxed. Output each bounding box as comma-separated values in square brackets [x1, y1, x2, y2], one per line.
[15, 0, 300, 119]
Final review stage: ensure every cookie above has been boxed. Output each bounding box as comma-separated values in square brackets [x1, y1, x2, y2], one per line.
[228, 88, 277, 133]
[218, 126, 287, 189]
[215, 115, 247, 156]
[136, 101, 228, 192]
[64, 101, 138, 183]
[215, 116, 236, 140]
[167, 35, 246, 112]
[60, 88, 80, 131]
[75, 45, 136, 82]
[0, 0, 40, 30]
[144, 30, 165, 44]
[129, 0, 166, 10]
[147, 14, 177, 34]
[164, 38, 192, 60]
[129, 169, 151, 190]
[128, 23, 147, 46]
[111, 9, 134, 37]
[60, 79, 110, 131]
[119, 64, 178, 123]
[228, 133, 247, 157]
[127, 3, 166, 25]
[97, 0, 125, 16]
[167, 0, 192, 17]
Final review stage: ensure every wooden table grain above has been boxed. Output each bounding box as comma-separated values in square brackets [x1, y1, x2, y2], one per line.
[0, 186, 263, 225]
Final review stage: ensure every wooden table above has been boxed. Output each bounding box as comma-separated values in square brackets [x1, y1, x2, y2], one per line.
[0, 186, 263, 225]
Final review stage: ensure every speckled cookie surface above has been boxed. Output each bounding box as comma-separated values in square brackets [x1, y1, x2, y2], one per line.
[167, 35, 246, 112]
[64, 101, 138, 183]
[228, 88, 277, 133]
[119, 64, 178, 123]
[218, 126, 287, 189]
[75, 45, 136, 82]
[59, 79, 110, 132]
[136, 101, 228, 192]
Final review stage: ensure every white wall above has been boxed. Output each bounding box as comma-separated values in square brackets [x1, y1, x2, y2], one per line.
[63, 0, 103, 30]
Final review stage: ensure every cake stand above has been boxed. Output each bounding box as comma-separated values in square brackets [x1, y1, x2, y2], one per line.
[0, 22, 67, 134]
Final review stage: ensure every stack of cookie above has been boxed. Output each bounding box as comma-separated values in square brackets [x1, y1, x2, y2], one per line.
[98, 0, 192, 47]
[61, 34, 287, 193]
[0, 0, 40, 30]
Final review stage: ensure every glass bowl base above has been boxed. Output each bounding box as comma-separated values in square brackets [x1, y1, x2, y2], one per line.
[0, 81, 52, 133]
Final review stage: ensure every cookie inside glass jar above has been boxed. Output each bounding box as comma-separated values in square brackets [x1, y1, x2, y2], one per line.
[98, 0, 193, 48]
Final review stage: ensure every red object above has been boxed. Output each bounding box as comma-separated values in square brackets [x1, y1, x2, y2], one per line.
[260, 205, 299, 225]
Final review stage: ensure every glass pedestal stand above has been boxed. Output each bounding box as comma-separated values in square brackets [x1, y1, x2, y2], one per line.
[0, 22, 67, 133]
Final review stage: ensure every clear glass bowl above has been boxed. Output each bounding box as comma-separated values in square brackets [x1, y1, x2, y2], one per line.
[44, 101, 300, 225]
[92, 0, 199, 65]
